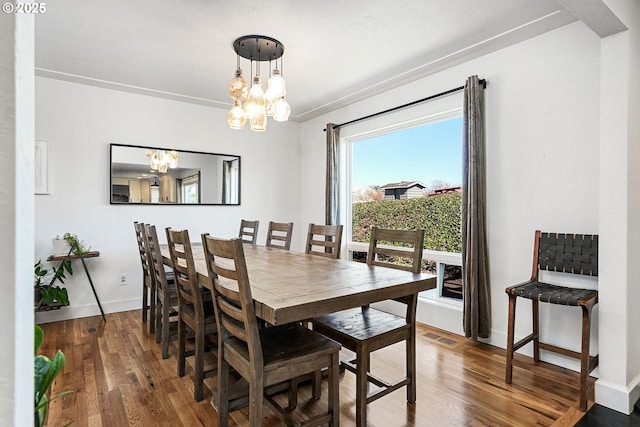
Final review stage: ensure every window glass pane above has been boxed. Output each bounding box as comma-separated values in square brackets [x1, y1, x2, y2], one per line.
[351, 116, 462, 253]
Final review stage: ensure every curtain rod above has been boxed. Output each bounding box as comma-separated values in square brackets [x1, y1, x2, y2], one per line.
[324, 78, 486, 131]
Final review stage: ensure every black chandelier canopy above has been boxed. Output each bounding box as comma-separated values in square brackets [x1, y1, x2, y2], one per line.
[233, 35, 284, 62]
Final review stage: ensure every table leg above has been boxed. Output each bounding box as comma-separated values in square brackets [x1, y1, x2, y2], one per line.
[80, 257, 106, 322]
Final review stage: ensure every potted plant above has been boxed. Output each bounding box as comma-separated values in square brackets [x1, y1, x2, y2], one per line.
[35, 233, 90, 310]
[34, 260, 72, 309]
[34, 324, 72, 427]
[52, 233, 89, 256]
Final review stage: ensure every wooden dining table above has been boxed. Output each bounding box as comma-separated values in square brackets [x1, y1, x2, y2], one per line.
[161, 243, 436, 325]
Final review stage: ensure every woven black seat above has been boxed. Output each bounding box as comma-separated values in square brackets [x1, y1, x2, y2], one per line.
[509, 281, 597, 306]
[505, 230, 598, 412]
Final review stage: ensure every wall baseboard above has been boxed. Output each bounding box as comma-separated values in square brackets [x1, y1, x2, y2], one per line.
[595, 377, 640, 415]
[34, 298, 140, 324]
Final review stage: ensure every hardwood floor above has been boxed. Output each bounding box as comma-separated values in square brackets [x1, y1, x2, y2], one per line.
[39, 310, 596, 426]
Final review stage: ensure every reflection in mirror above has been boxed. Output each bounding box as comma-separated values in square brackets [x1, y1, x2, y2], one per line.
[110, 143, 240, 205]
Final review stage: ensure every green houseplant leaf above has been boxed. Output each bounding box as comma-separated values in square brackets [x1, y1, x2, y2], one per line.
[34, 258, 73, 309]
[40, 286, 69, 306]
[34, 325, 72, 427]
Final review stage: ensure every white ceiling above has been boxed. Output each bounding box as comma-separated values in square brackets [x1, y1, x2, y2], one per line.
[33, 0, 617, 122]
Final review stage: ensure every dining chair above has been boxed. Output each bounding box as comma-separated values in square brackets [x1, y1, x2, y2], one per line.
[505, 230, 598, 411]
[238, 219, 259, 245]
[298, 223, 344, 399]
[165, 227, 218, 402]
[134, 221, 156, 333]
[265, 221, 294, 250]
[305, 223, 343, 259]
[145, 224, 179, 359]
[201, 234, 340, 427]
[311, 226, 425, 427]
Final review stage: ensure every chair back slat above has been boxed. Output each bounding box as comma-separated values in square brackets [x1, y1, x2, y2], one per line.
[305, 224, 343, 259]
[536, 231, 598, 277]
[266, 221, 294, 250]
[366, 226, 424, 274]
[239, 219, 259, 245]
[134, 222, 152, 278]
[145, 224, 170, 294]
[166, 228, 203, 314]
[201, 234, 263, 365]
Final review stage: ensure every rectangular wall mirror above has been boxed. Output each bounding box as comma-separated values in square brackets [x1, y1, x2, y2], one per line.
[110, 143, 241, 205]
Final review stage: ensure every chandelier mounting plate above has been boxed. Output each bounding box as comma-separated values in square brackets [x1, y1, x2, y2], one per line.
[233, 35, 284, 62]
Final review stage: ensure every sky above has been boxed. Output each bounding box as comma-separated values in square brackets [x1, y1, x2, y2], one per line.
[352, 116, 462, 189]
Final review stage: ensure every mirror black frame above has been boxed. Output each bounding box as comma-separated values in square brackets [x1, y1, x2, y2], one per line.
[109, 143, 241, 205]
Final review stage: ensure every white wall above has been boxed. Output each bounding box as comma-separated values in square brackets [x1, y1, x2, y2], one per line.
[301, 13, 600, 388]
[301, 21, 601, 369]
[34, 77, 301, 322]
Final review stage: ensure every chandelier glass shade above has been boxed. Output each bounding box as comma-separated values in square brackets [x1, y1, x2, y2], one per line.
[227, 69, 248, 101]
[227, 35, 291, 131]
[145, 149, 179, 173]
[227, 99, 247, 129]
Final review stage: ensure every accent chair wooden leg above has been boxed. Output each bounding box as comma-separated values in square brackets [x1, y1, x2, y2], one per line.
[532, 299, 540, 363]
[505, 293, 517, 384]
[579, 304, 593, 411]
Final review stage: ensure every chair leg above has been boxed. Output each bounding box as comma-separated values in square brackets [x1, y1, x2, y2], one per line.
[149, 280, 156, 334]
[355, 343, 369, 427]
[532, 299, 540, 363]
[288, 378, 298, 408]
[142, 280, 148, 323]
[329, 352, 340, 427]
[161, 301, 171, 359]
[407, 329, 416, 403]
[579, 304, 593, 411]
[178, 319, 186, 377]
[194, 325, 204, 401]
[217, 356, 230, 427]
[155, 296, 162, 343]
[249, 374, 264, 427]
[505, 293, 517, 384]
[312, 369, 322, 399]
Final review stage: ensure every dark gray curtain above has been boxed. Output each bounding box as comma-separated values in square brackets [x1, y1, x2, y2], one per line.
[325, 123, 340, 226]
[462, 76, 491, 340]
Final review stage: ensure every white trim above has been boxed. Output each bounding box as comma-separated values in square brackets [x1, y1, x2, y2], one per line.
[34, 298, 140, 324]
[345, 241, 463, 309]
[595, 377, 640, 415]
[344, 108, 463, 143]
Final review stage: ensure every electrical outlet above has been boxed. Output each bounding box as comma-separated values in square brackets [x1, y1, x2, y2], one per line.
[119, 273, 128, 286]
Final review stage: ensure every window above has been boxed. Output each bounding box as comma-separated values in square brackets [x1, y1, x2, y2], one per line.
[181, 173, 200, 204]
[344, 110, 463, 302]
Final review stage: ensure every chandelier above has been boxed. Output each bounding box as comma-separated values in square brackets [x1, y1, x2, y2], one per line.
[227, 35, 291, 131]
[145, 149, 178, 173]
